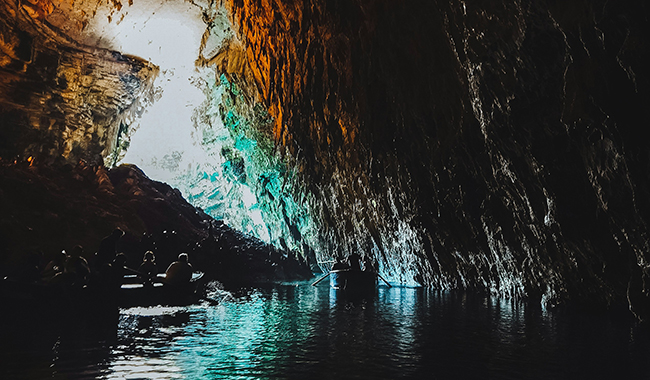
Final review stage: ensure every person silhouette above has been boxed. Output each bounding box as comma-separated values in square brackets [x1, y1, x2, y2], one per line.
[95, 228, 124, 270]
[348, 252, 361, 271]
[164, 253, 193, 287]
[138, 250, 158, 285]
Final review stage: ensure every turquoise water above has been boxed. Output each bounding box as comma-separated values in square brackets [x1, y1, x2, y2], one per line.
[2, 283, 649, 379]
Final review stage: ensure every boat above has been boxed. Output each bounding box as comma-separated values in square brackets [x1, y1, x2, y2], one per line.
[329, 269, 377, 293]
[311, 264, 391, 298]
[0, 271, 206, 318]
[118, 272, 204, 307]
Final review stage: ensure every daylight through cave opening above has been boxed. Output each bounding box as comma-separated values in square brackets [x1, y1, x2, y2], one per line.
[107, 2, 318, 269]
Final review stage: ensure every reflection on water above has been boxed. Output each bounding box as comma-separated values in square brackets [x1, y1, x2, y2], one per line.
[1, 283, 649, 379]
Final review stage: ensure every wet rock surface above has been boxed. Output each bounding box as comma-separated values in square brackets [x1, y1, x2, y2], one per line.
[0, 0, 158, 167]
[222, 0, 650, 311]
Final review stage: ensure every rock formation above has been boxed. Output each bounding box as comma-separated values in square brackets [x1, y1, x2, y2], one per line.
[219, 0, 650, 311]
[0, 0, 158, 166]
[0, 161, 311, 285]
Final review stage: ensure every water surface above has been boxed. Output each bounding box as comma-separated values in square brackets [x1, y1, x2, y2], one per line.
[1, 283, 649, 379]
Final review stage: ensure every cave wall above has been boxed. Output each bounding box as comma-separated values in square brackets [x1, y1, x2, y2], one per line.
[221, 0, 650, 306]
[0, 0, 158, 166]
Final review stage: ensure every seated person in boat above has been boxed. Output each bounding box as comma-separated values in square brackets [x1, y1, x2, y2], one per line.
[54, 245, 91, 287]
[94, 228, 124, 272]
[348, 252, 361, 271]
[42, 250, 67, 282]
[164, 253, 193, 286]
[362, 256, 376, 272]
[138, 250, 158, 285]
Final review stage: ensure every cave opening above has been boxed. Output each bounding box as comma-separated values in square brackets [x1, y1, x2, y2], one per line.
[91, 1, 317, 264]
[0, 0, 322, 289]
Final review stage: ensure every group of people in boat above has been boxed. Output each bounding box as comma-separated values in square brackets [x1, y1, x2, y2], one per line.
[331, 252, 376, 272]
[10, 228, 194, 291]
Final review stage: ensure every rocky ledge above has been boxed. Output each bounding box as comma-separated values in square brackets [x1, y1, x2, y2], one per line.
[0, 160, 312, 288]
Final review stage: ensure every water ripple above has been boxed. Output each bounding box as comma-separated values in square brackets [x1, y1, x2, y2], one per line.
[2, 284, 650, 379]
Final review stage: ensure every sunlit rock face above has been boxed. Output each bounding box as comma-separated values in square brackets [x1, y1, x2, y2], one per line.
[219, 0, 650, 308]
[0, 0, 157, 166]
[0, 162, 311, 285]
[0, 0, 312, 284]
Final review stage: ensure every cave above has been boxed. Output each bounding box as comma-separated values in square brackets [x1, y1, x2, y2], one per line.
[1, 0, 650, 378]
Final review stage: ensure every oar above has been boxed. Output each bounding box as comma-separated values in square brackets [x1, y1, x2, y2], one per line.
[311, 272, 331, 286]
[377, 273, 392, 288]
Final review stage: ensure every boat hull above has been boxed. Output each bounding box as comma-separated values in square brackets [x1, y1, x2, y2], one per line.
[329, 270, 376, 294]
[0, 271, 206, 315]
[118, 284, 199, 307]
[119, 272, 203, 307]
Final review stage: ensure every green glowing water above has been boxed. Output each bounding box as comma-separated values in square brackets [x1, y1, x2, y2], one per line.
[2, 284, 649, 379]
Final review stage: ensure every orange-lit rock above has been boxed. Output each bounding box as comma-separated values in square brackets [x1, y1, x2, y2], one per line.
[0, 0, 158, 165]
[21, 0, 53, 19]
[219, 0, 650, 312]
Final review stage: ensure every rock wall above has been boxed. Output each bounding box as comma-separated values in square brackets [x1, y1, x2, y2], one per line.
[0, 0, 158, 166]
[0, 161, 311, 285]
[221, 0, 650, 308]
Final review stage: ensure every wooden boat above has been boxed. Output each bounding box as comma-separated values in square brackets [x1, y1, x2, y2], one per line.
[118, 272, 204, 307]
[329, 269, 377, 294]
[0, 271, 206, 317]
[312, 265, 390, 298]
